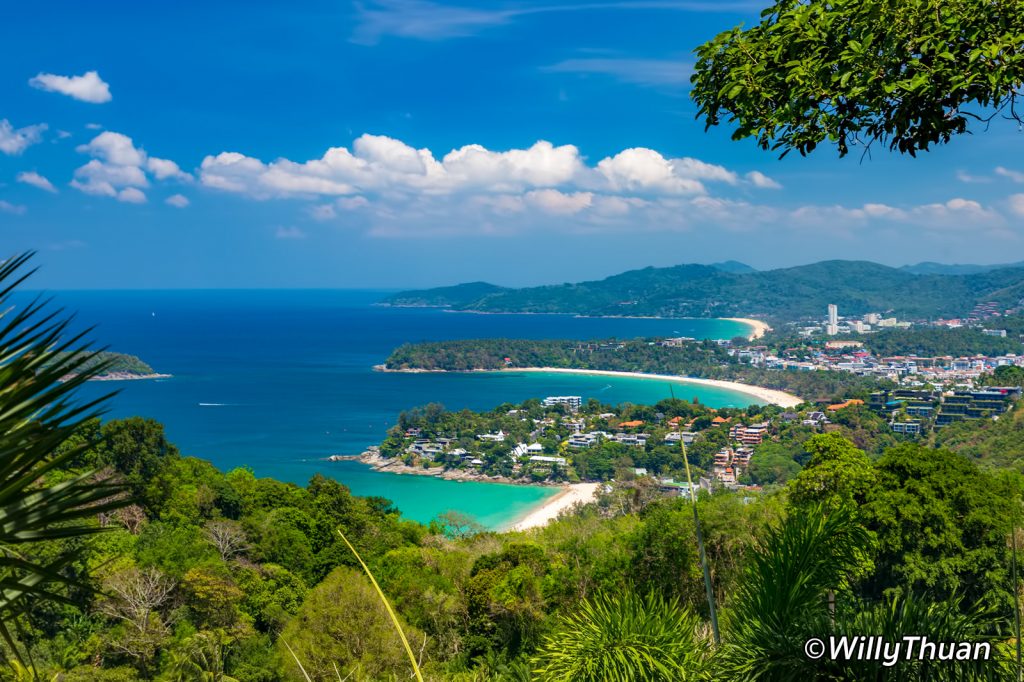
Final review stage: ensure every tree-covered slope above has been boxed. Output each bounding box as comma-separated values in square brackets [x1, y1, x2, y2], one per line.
[48, 350, 157, 376]
[381, 260, 1024, 320]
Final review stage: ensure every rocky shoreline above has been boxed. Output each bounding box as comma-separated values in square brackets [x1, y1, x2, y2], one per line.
[330, 448, 566, 488]
[61, 372, 173, 382]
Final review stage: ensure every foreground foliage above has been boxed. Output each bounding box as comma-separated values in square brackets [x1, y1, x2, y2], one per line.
[691, 0, 1024, 158]
[0, 254, 130, 658]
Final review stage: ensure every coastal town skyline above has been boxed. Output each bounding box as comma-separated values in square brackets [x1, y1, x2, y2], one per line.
[3, 0, 1024, 290]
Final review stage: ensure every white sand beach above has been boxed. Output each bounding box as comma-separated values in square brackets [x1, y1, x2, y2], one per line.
[508, 482, 600, 531]
[510, 367, 803, 408]
[722, 317, 771, 340]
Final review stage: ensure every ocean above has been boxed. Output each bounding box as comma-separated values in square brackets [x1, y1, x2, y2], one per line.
[43, 290, 755, 528]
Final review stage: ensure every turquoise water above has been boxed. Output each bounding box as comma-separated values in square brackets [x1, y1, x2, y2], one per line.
[41, 290, 755, 527]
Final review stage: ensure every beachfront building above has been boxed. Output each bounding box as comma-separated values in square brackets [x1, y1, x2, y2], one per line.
[542, 395, 582, 413]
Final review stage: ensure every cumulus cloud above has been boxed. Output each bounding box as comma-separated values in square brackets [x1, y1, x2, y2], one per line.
[29, 70, 111, 103]
[0, 200, 27, 215]
[166, 194, 190, 208]
[16, 171, 57, 193]
[71, 130, 188, 203]
[71, 159, 148, 196]
[0, 120, 47, 155]
[147, 157, 191, 181]
[596, 148, 704, 194]
[116, 187, 147, 204]
[745, 170, 782, 189]
[199, 136, 590, 198]
[76, 132, 145, 166]
[196, 134, 787, 210]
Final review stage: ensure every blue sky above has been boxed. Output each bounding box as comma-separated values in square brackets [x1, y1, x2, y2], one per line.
[2, 0, 1024, 289]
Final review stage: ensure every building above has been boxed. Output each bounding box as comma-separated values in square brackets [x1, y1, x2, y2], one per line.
[542, 395, 582, 413]
[827, 304, 839, 336]
[890, 421, 921, 435]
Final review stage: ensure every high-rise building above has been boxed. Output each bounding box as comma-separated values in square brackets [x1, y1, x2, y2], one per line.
[826, 304, 839, 336]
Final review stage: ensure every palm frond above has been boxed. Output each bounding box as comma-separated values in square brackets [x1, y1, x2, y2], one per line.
[532, 590, 706, 681]
[0, 252, 132, 665]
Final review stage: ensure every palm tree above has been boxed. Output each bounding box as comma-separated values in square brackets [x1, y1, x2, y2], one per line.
[531, 590, 706, 681]
[717, 503, 1009, 680]
[0, 252, 130, 660]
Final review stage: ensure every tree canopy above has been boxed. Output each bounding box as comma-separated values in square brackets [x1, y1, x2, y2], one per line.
[691, 0, 1024, 157]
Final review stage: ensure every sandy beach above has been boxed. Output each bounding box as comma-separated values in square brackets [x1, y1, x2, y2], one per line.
[722, 317, 771, 340]
[511, 367, 803, 407]
[507, 482, 600, 531]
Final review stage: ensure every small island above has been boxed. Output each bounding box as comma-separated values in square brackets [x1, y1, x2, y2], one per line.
[51, 351, 171, 381]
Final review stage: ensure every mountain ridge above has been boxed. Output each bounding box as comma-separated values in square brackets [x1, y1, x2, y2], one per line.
[382, 260, 1024, 321]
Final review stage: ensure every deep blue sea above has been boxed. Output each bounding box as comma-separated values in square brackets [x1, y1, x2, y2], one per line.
[40, 290, 754, 528]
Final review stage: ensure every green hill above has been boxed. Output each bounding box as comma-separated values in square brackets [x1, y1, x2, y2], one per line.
[48, 351, 156, 377]
[382, 260, 1024, 320]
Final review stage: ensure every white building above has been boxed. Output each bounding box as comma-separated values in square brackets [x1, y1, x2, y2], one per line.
[827, 304, 839, 336]
[542, 395, 582, 413]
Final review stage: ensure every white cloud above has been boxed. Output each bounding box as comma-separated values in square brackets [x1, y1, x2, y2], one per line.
[996, 166, 1024, 183]
[29, 70, 111, 103]
[71, 131, 187, 203]
[596, 148, 704, 194]
[199, 136, 588, 198]
[275, 226, 307, 239]
[147, 157, 191, 181]
[71, 159, 148, 196]
[76, 132, 145, 166]
[789, 197, 1001, 231]
[673, 158, 738, 184]
[0, 120, 47, 155]
[911, 197, 998, 227]
[116, 187, 147, 204]
[166, 193, 190, 208]
[524, 189, 593, 215]
[16, 171, 57, 193]
[745, 170, 782, 189]
[0, 200, 26, 215]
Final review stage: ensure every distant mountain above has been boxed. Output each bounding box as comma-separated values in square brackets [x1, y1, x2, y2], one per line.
[709, 260, 757, 274]
[381, 260, 1024, 321]
[901, 261, 1024, 276]
[381, 281, 507, 308]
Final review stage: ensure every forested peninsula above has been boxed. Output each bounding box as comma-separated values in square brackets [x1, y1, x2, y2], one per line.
[383, 337, 889, 403]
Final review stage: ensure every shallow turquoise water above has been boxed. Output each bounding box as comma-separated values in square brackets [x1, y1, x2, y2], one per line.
[40, 290, 756, 527]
